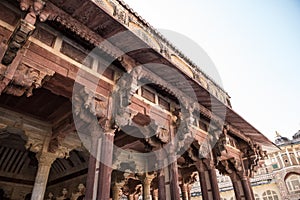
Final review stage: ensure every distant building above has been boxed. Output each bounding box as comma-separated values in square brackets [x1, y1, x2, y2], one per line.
[190, 130, 300, 200]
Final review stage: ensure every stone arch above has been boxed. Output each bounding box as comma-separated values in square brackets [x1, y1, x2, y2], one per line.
[285, 172, 300, 194]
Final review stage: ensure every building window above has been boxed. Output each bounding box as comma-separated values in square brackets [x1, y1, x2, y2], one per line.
[272, 164, 278, 169]
[198, 120, 208, 132]
[254, 193, 260, 200]
[262, 190, 279, 200]
[158, 96, 170, 111]
[286, 174, 300, 194]
[141, 87, 155, 103]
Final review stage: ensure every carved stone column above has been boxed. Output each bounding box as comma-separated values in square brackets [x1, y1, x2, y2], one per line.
[180, 183, 189, 200]
[97, 129, 115, 200]
[195, 160, 210, 200]
[208, 165, 221, 200]
[152, 189, 158, 200]
[168, 155, 180, 200]
[214, 127, 260, 200]
[227, 165, 254, 200]
[127, 194, 134, 200]
[31, 152, 57, 200]
[85, 151, 98, 200]
[180, 170, 197, 200]
[157, 167, 166, 200]
[141, 174, 152, 200]
[156, 153, 166, 200]
[229, 172, 244, 200]
[112, 182, 123, 200]
[85, 123, 101, 200]
[240, 174, 255, 200]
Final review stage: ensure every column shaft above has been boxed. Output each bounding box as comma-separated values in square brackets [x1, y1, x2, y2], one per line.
[31, 153, 56, 200]
[143, 176, 151, 200]
[112, 184, 121, 200]
[230, 173, 243, 200]
[241, 176, 254, 200]
[180, 184, 189, 200]
[208, 167, 221, 200]
[196, 160, 209, 200]
[31, 164, 52, 200]
[97, 131, 114, 200]
[85, 137, 99, 200]
[158, 159, 166, 200]
[169, 160, 180, 200]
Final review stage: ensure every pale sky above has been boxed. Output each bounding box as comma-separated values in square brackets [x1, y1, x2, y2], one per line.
[123, 0, 300, 141]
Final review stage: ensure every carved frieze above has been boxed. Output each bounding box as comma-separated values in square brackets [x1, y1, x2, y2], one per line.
[109, 0, 129, 26]
[73, 86, 108, 125]
[2, 63, 54, 97]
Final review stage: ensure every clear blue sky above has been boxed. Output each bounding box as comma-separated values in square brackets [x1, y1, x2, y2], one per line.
[123, 0, 300, 141]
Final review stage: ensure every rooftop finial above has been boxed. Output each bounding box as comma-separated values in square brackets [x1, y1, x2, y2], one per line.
[275, 131, 281, 137]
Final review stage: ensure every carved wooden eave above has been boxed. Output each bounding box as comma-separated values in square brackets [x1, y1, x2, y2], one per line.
[213, 126, 268, 177]
[49, 0, 275, 150]
[0, 0, 277, 151]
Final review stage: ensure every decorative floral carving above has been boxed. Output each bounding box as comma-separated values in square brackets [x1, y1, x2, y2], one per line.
[26, 137, 43, 152]
[73, 86, 108, 124]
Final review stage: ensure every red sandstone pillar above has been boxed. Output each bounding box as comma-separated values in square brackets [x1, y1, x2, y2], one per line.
[196, 160, 210, 200]
[158, 169, 166, 200]
[180, 184, 189, 200]
[85, 131, 100, 200]
[97, 130, 115, 200]
[208, 166, 221, 200]
[157, 153, 166, 200]
[230, 172, 243, 200]
[229, 171, 255, 200]
[241, 175, 255, 200]
[169, 155, 180, 200]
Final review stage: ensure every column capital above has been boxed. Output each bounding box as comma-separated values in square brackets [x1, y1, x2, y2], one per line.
[103, 129, 116, 137]
[36, 152, 58, 166]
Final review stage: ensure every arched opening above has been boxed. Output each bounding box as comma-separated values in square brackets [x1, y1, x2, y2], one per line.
[262, 190, 279, 200]
[285, 173, 300, 194]
[44, 150, 90, 199]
